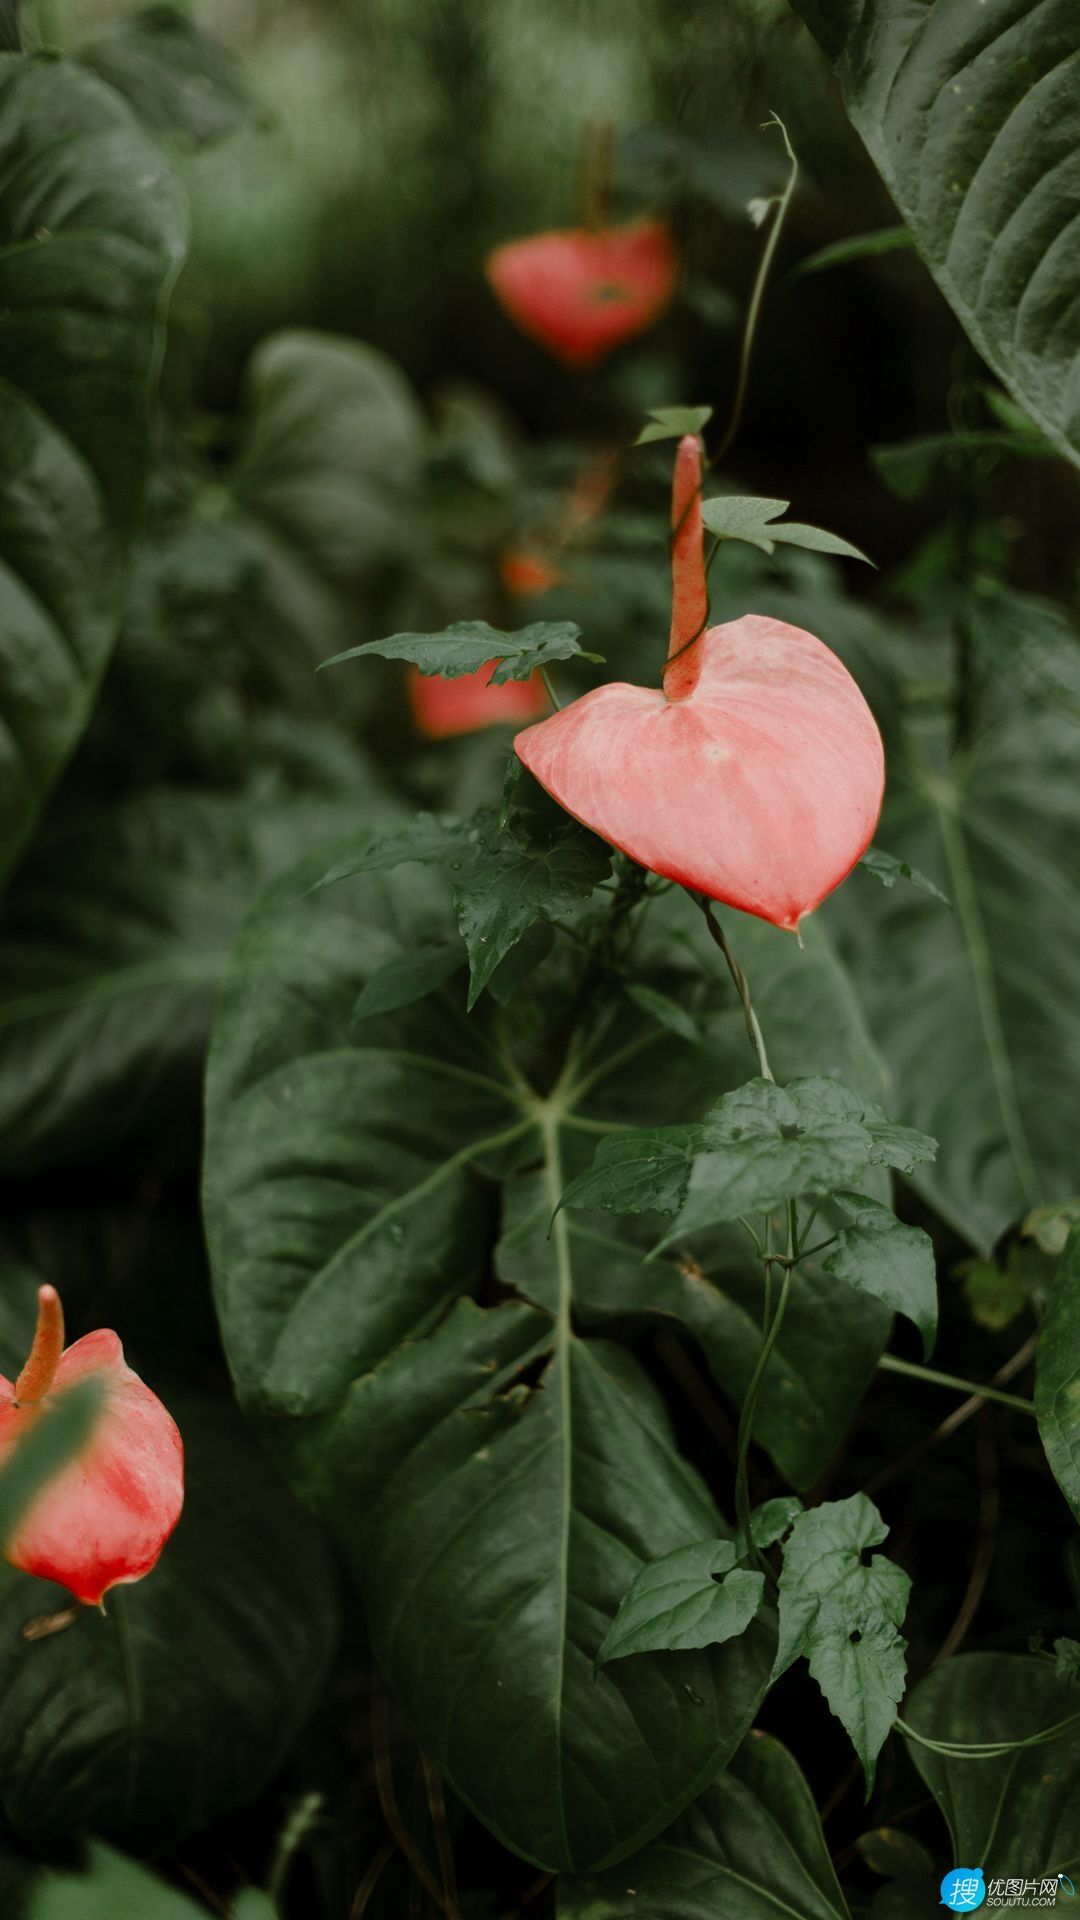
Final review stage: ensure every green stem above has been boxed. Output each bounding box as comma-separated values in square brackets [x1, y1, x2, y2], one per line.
[539, 666, 562, 711]
[895, 1709, 1080, 1760]
[735, 1247, 795, 1569]
[878, 1354, 1037, 1418]
[710, 114, 798, 472]
[696, 897, 773, 1081]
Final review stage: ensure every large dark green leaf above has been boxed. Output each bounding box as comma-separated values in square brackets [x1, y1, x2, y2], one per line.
[499, 1191, 891, 1492]
[827, 706, 1080, 1251]
[204, 846, 885, 1866]
[0, 1396, 339, 1852]
[1036, 1223, 1080, 1524]
[77, 5, 256, 148]
[0, 745, 384, 1173]
[904, 1652, 1080, 1881]
[559, 1732, 850, 1918]
[792, 0, 1080, 472]
[0, 54, 186, 882]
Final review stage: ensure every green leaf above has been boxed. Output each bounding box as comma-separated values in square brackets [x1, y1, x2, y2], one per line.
[855, 1830, 937, 1920]
[774, 1494, 911, 1792]
[500, 1199, 890, 1493]
[455, 819, 612, 1007]
[232, 330, 426, 578]
[859, 847, 950, 908]
[352, 939, 464, 1023]
[1036, 1224, 1080, 1524]
[700, 496, 870, 564]
[635, 405, 714, 446]
[664, 1077, 934, 1248]
[205, 845, 892, 1866]
[596, 1540, 765, 1666]
[825, 1194, 938, 1358]
[791, 0, 1080, 472]
[0, 53, 186, 884]
[0, 759, 380, 1174]
[308, 814, 471, 894]
[904, 1653, 1080, 1879]
[559, 1732, 851, 1918]
[700, 495, 790, 552]
[559, 1126, 699, 1218]
[828, 702, 1080, 1251]
[960, 1240, 1046, 1333]
[870, 428, 1048, 501]
[794, 225, 915, 278]
[626, 980, 704, 1047]
[77, 5, 257, 148]
[0, 1398, 339, 1852]
[321, 618, 602, 683]
[28, 1842, 207, 1920]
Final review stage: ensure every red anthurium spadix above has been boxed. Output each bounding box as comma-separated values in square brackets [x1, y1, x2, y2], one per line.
[0, 1286, 184, 1607]
[515, 435, 885, 932]
[485, 218, 678, 370]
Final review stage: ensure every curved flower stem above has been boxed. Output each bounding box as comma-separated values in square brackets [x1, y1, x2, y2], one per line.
[696, 897, 774, 1081]
[735, 1234, 795, 1572]
[710, 114, 799, 472]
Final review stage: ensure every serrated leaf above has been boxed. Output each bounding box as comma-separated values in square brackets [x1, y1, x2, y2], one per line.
[307, 815, 470, 894]
[635, 405, 714, 446]
[859, 847, 950, 907]
[455, 822, 611, 1007]
[320, 619, 602, 684]
[825, 1195, 938, 1358]
[0, 54, 187, 885]
[774, 1495, 911, 1792]
[664, 1078, 934, 1248]
[77, 5, 257, 148]
[596, 1540, 764, 1666]
[559, 1732, 851, 1918]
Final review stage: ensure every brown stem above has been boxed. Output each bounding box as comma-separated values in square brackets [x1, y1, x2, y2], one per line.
[932, 1409, 999, 1667]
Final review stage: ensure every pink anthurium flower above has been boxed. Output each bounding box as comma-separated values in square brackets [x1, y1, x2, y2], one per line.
[0, 1286, 184, 1607]
[515, 435, 884, 932]
[485, 218, 677, 370]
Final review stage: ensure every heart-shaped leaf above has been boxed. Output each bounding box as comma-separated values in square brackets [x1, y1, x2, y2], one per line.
[596, 1540, 765, 1666]
[825, 1194, 938, 1358]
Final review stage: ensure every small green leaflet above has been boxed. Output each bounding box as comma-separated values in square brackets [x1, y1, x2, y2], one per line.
[597, 1500, 800, 1667]
[456, 820, 611, 1007]
[559, 1126, 699, 1218]
[560, 1077, 936, 1239]
[825, 1194, 938, 1358]
[307, 810, 611, 1007]
[352, 940, 464, 1023]
[700, 495, 872, 566]
[774, 1494, 911, 1793]
[860, 847, 950, 907]
[318, 619, 603, 683]
[635, 405, 714, 446]
[793, 225, 915, 279]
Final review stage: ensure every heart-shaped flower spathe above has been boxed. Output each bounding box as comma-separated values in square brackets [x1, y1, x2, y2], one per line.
[485, 218, 677, 370]
[514, 436, 884, 932]
[0, 1285, 184, 1606]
